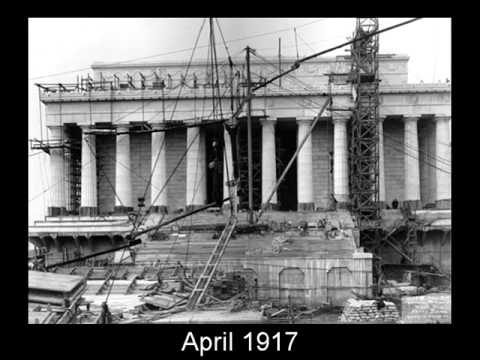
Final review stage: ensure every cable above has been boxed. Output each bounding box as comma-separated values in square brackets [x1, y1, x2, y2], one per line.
[109, 56, 238, 127]
[138, 20, 234, 272]
[137, 87, 232, 225]
[296, 31, 316, 53]
[158, 156, 209, 276]
[383, 131, 451, 167]
[254, 58, 452, 174]
[130, 19, 207, 237]
[251, 52, 451, 170]
[29, 19, 326, 81]
[252, 18, 421, 92]
[253, 35, 348, 55]
[84, 137, 125, 208]
[29, 129, 130, 208]
[253, 50, 331, 94]
[384, 140, 450, 175]
[215, 18, 232, 61]
[383, 128, 451, 166]
[249, 69, 329, 116]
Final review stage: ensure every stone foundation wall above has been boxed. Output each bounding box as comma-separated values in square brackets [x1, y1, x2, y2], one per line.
[400, 293, 451, 323]
[339, 299, 400, 323]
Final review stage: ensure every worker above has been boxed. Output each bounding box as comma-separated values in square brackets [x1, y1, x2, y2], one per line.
[329, 193, 338, 211]
[157, 271, 163, 289]
[376, 295, 386, 310]
[99, 301, 112, 324]
[392, 199, 399, 209]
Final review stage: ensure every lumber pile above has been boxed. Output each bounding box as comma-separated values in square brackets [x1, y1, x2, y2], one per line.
[29, 271, 87, 324]
[28, 270, 86, 306]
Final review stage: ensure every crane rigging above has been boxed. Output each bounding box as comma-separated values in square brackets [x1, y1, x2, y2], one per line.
[349, 18, 381, 222]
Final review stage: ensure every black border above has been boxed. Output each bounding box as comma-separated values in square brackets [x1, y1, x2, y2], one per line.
[16, 14, 465, 356]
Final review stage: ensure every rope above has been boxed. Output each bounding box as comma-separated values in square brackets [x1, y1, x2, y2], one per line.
[383, 131, 451, 167]
[141, 135, 167, 201]
[29, 128, 131, 204]
[130, 129, 200, 238]
[215, 18, 233, 61]
[132, 86, 232, 235]
[251, 52, 452, 170]
[158, 159, 208, 276]
[128, 19, 206, 237]
[212, 20, 225, 123]
[29, 18, 326, 81]
[84, 137, 125, 208]
[384, 140, 451, 175]
[138, 17, 206, 203]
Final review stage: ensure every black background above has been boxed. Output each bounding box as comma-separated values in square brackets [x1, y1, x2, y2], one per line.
[4, 10, 469, 358]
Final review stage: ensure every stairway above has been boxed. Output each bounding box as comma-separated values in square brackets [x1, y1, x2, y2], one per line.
[186, 215, 238, 309]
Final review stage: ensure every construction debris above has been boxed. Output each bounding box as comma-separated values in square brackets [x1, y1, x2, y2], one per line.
[339, 299, 400, 323]
[142, 293, 187, 309]
[382, 281, 425, 297]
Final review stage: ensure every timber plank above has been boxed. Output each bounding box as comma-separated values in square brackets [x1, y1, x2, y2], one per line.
[29, 271, 85, 293]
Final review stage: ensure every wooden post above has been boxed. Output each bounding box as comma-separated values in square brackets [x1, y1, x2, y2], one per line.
[278, 38, 282, 87]
[246, 46, 254, 224]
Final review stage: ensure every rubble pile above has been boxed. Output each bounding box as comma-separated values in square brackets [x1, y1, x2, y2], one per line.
[339, 299, 399, 323]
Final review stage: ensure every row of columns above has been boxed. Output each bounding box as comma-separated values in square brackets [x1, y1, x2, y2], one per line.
[257, 115, 450, 210]
[259, 117, 349, 211]
[48, 124, 209, 216]
[400, 115, 451, 209]
[47, 115, 451, 216]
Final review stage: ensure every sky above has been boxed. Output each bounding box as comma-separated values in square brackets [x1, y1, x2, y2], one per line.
[28, 17, 451, 225]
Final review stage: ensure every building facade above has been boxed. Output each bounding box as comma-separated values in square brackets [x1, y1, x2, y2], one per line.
[29, 54, 451, 305]
[38, 54, 451, 218]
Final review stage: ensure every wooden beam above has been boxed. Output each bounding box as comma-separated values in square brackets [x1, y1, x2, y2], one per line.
[383, 236, 413, 263]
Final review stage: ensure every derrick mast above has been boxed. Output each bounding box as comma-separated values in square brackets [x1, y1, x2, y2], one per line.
[349, 18, 380, 223]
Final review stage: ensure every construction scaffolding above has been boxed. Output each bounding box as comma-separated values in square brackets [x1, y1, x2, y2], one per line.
[349, 18, 381, 223]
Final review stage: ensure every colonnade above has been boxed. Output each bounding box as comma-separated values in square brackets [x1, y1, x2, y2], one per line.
[46, 115, 451, 216]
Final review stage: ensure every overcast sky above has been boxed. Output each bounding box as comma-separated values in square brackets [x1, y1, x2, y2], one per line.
[28, 17, 451, 224]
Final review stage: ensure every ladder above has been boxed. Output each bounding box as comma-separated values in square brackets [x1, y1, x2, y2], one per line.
[186, 215, 238, 309]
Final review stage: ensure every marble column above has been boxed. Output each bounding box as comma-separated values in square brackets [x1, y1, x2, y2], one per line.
[378, 117, 386, 207]
[114, 125, 133, 213]
[297, 119, 315, 211]
[79, 125, 98, 216]
[333, 116, 349, 207]
[260, 119, 278, 210]
[403, 116, 421, 209]
[150, 123, 169, 213]
[47, 125, 67, 216]
[434, 116, 451, 209]
[186, 126, 207, 210]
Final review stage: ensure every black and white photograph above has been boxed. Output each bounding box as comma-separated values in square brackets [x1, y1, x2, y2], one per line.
[28, 17, 451, 326]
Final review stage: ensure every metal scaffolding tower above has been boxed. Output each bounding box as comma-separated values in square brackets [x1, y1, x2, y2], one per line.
[349, 18, 381, 223]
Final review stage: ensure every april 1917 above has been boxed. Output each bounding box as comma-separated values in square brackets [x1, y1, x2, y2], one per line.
[181, 331, 298, 356]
